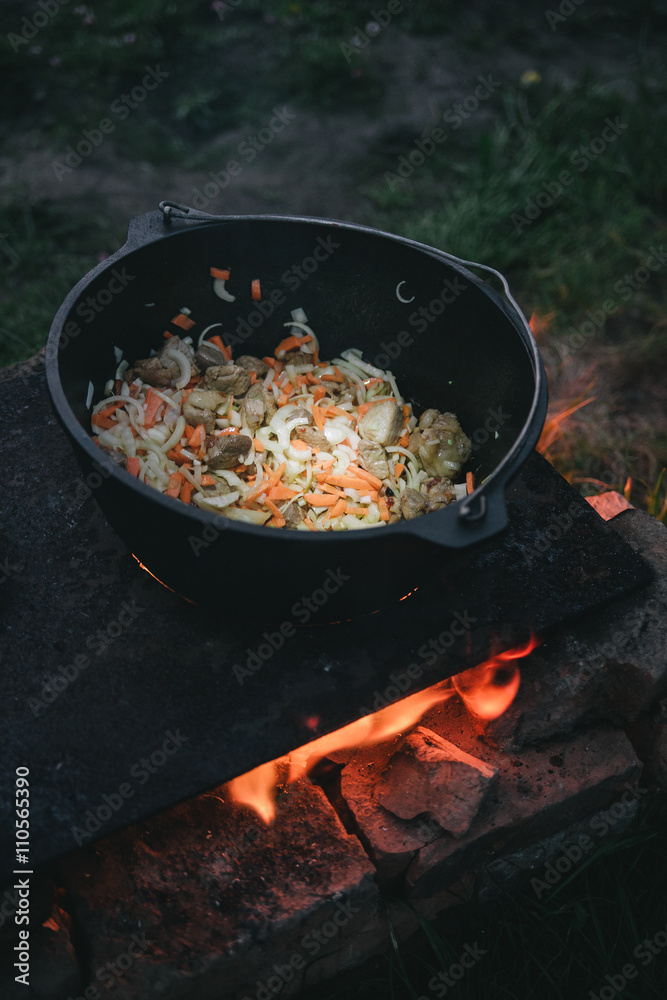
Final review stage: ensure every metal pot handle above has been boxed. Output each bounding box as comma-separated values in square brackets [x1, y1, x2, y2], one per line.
[400, 484, 510, 550]
[158, 201, 232, 225]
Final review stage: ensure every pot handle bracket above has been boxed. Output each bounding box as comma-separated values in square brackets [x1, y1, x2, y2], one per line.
[404, 485, 509, 550]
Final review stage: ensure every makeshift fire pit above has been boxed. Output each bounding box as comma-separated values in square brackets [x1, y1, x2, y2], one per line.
[2, 352, 667, 1000]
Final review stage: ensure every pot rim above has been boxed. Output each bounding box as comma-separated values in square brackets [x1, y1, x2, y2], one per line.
[46, 210, 547, 548]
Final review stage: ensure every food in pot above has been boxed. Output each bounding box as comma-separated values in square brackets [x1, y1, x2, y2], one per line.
[90, 306, 471, 530]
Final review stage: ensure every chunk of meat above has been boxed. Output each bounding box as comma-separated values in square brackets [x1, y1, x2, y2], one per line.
[184, 402, 216, 434]
[205, 433, 253, 469]
[194, 342, 227, 372]
[293, 425, 330, 451]
[400, 488, 427, 520]
[183, 388, 228, 435]
[359, 399, 403, 447]
[287, 407, 313, 427]
[421, 476, 454, 511]
[236, 355, 269, 376]
[240, 383, 277, 428]
[410, 411, 471, 478]
[124, 356, 175, 388]
[188, 388, 228, 412]
[158, 336, 195, 363]
[358, 440, 390, 481]
[241, 396, 265, 429]
[201, 364, 251, 396]
[281, 349, 314, 365]
[126, 337, 198, 387]
[279, 500, 304, 528]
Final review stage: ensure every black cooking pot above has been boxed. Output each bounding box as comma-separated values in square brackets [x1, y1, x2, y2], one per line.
[46, 203, 547, 619]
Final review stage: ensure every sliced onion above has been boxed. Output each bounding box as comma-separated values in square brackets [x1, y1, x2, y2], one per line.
[340, 351, 384, 379]
[197, 322, 223, 347]
[324, 425, 348, 446]
[161, 415, 186, 453]
[165, 348, 191, 390]
[223, 507, 271, 525]
[85, 381, 94, 409]
[213, 278, 235, 302]
[193, 490, 240, 510]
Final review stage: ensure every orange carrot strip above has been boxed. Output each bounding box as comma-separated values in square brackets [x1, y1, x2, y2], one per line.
[328, 406, 353, 420]
[184, 376, 201, 388]
[466, 471, 474, 494]
[345, 505, 369, 516]
[250, 372, 258, 384]
[263, 498, 285, 525]
[252, 438, 265, 452]
[208, 334, 226, 352]
[313, 459, 334, 471]
[290, 439, 310, 451]
[126, 456, 141, 477]
[165, 471, 185, 497]
[215, 427, 239, 435]
[303, 493, 338, 506]
[320, 373, 344, 383]
[306, 372, 321, 385]
[171, 313, 195, 330]
[395, 463, 406, 478]
[312, 405, 326, 431]
[275, 334, 301, 356]
[188, 424, 205, 449]
[163, 330, 174, 339]
[91, 414, 116, 429]
[313, 386, 327, 403]
[98, 401, 125, 419]
[180, 481, 193, 504]
[251, 278, 261, 301]
[267, 485, 297, 501]
[377, 497, 390, 521]
[347, 466, 384, 490]
[210, 267, 230, 280]
[321, 484, 347, 498]
[143, 388, 163, 428]
[262, 356, 276, 368]
[302, 516, 318, 531]
[326, 498, 347, 520]
[327, 475, 370, 490]
[399, 432, 409, 448]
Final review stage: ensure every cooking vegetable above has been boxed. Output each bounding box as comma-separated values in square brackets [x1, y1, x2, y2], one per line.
[91, 303, 471, 530]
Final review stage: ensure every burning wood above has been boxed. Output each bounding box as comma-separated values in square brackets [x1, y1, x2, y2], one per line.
[373, 726, 498, 837]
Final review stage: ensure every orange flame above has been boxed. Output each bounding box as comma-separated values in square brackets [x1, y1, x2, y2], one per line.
[537, 396, 595, 457]
[529, 310, 556, 339]
[226, 636, 540, 824]
[452, 635, 539, 718]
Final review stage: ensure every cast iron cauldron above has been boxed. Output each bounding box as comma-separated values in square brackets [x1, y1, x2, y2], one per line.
[46, 202, 547, 619]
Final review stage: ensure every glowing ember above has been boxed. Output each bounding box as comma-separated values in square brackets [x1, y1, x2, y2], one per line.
[131, 555, 197, 604]
[226, 636, 540, 824]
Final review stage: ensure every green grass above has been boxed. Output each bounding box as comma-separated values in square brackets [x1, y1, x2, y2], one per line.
[363, 71, 667, 321]
[303, 793, 667, 1000]
[0, 199, 124, 367]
